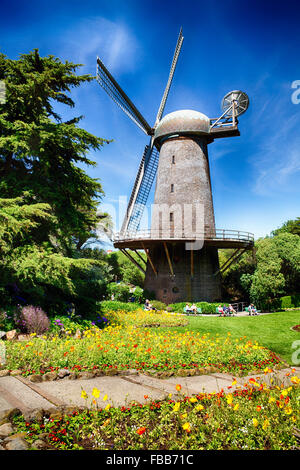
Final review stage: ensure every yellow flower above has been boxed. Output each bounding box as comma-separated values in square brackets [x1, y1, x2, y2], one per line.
[92, 387, 100, 399]
[291, 376, 300, 385]
[262, 419, 270, 430]
[105, 403, 111, 411]
[226, 394, 233, 405]
[173, 402, 181, 412]
[180, 413, 187, 419]
[268, 397, 276, 403]
[231, 379, 237, 386]
[103, 394, 108, 401]
[195, 404, 204, 412]
[81, 390, 88, 400]
[168, 393, 172, 399]
[189, 397, 197, 403]
[182, 422, 191, 432]
[252, 418, 259, 427]
[233, 404, 239, 411]
[285, 406, 293, 415]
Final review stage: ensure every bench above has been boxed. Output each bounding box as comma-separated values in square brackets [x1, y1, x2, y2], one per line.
[184, 307, 202, 314]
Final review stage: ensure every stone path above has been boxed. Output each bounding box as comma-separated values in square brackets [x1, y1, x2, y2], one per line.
[0, 366, 299, 414]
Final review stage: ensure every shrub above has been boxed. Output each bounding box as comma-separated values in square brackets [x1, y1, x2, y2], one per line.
[15, 305, 50, 334]
[150, 300, 167, 311]
[107, 283, 131, 302]
[97, 301, 142, 314]
[280, 296, 294, 309]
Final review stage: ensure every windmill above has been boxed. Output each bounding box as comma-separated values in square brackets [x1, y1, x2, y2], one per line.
[96, 29, 253, 304]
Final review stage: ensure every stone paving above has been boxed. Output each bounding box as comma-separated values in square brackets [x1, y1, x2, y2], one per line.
[0, 366, 299, 414]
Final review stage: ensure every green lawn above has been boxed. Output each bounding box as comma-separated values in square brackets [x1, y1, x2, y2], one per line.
[160, 310, 300, 365]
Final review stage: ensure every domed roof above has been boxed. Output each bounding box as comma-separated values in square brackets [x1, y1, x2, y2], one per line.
[154, 109, 210, 140]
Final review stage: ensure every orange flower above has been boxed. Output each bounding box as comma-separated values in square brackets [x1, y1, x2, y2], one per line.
[144, 395, 149, 399]
[137, 427, 146, 435]
[176, 384, 182, 391]
[256, 405, 262, 412]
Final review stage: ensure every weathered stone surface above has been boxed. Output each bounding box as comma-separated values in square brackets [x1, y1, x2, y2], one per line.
[104, 368, 119, 376]
[23, 408, 44, 424]
[74, 329, 81, 339]
[3, 431, 27, 442]
[77, 371, 95, 380]
[0, 331, 6, 339]
[42, 372, 57, 381]
[31, 439, 48, 449]
[0, 369, 10, 377]
[6, 330, 18, 341]
[17, 334, 31, 342]
[0, 423, 14, 439]
[5, 437, 29, 450]
[0, 408, 22, 425]
[57, 368, 71, 379]
[29, 374, 43, 383]
[9, 369, 22, 376]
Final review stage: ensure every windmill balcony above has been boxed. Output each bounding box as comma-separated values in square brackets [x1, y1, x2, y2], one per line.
[113, 228, 254, 250]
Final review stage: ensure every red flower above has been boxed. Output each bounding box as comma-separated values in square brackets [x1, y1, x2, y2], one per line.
[137, 427, 146, 435]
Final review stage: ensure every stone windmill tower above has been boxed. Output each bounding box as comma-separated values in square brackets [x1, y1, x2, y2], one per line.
[96, 29, 253, 304]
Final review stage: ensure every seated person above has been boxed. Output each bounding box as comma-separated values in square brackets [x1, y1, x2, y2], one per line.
[223, 305, 229, 315]
[185, 303, 193, 313]
[251, 304, 258, 315]
[190, 303, 198, 314]
[229, 304, 236, 315]
[248, 304, 253, 315]
[144, 299, 152, 311]
[218, 305, 224, 316]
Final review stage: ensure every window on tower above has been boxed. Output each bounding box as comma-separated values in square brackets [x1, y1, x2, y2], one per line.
[172, 155, 175, 164]
[170, 184, 174, 193]
[170, 212, 174, 222]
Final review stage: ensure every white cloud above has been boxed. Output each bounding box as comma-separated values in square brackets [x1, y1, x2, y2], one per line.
[59, 17, 141, 75]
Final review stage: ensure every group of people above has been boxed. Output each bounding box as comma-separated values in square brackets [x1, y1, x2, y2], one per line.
[248, 303, 258, 315]
[143, 299, 156, 311]
[185, 303, 198, 314]
[217, 304, 236, 316]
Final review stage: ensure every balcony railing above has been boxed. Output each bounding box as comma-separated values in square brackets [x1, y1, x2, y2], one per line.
[113, 228, 254, 244]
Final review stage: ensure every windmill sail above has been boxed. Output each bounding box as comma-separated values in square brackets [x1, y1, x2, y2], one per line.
[121, 142, 160, 234]
[154, 28, 184, 127]
[96, 57, 152, 135]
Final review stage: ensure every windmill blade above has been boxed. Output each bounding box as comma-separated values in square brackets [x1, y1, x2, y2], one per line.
[154, 28, 184, 127]
[121, 139, 160, 234]
[96, 57, 152, 135]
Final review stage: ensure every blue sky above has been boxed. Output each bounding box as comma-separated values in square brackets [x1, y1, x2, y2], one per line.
[1, 0, 300, 247]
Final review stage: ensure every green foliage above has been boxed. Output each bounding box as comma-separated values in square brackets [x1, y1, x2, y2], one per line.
[149, 300, 167, 311]
[280, 294, 300, 309]
[0, 50, 113, 315]
[107, 251, 145, 287]
[167, 301, 223, 314]
[97, 300, 142, 314]
[0, 50, 110, 251]
[271, 217, 300, 237]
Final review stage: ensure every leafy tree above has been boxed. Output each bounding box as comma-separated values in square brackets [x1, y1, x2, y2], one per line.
[0, 50, 112, 314]
[107, 250, 146, 287]
[271, 217, 300, 237]
[0, 49, 110, 255]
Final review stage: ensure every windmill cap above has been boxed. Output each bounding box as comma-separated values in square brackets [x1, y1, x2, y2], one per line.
[154, 109, 210, 140]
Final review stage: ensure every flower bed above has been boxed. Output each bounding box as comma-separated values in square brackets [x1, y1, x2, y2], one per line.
[5, 325, 283, 376]
[9, 374, 300, 450]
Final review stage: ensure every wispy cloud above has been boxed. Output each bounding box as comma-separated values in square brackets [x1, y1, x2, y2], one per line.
[58, 17, 141, 75]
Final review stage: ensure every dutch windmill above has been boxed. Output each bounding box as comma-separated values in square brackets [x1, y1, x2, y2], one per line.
[96, 29, 253, 304]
